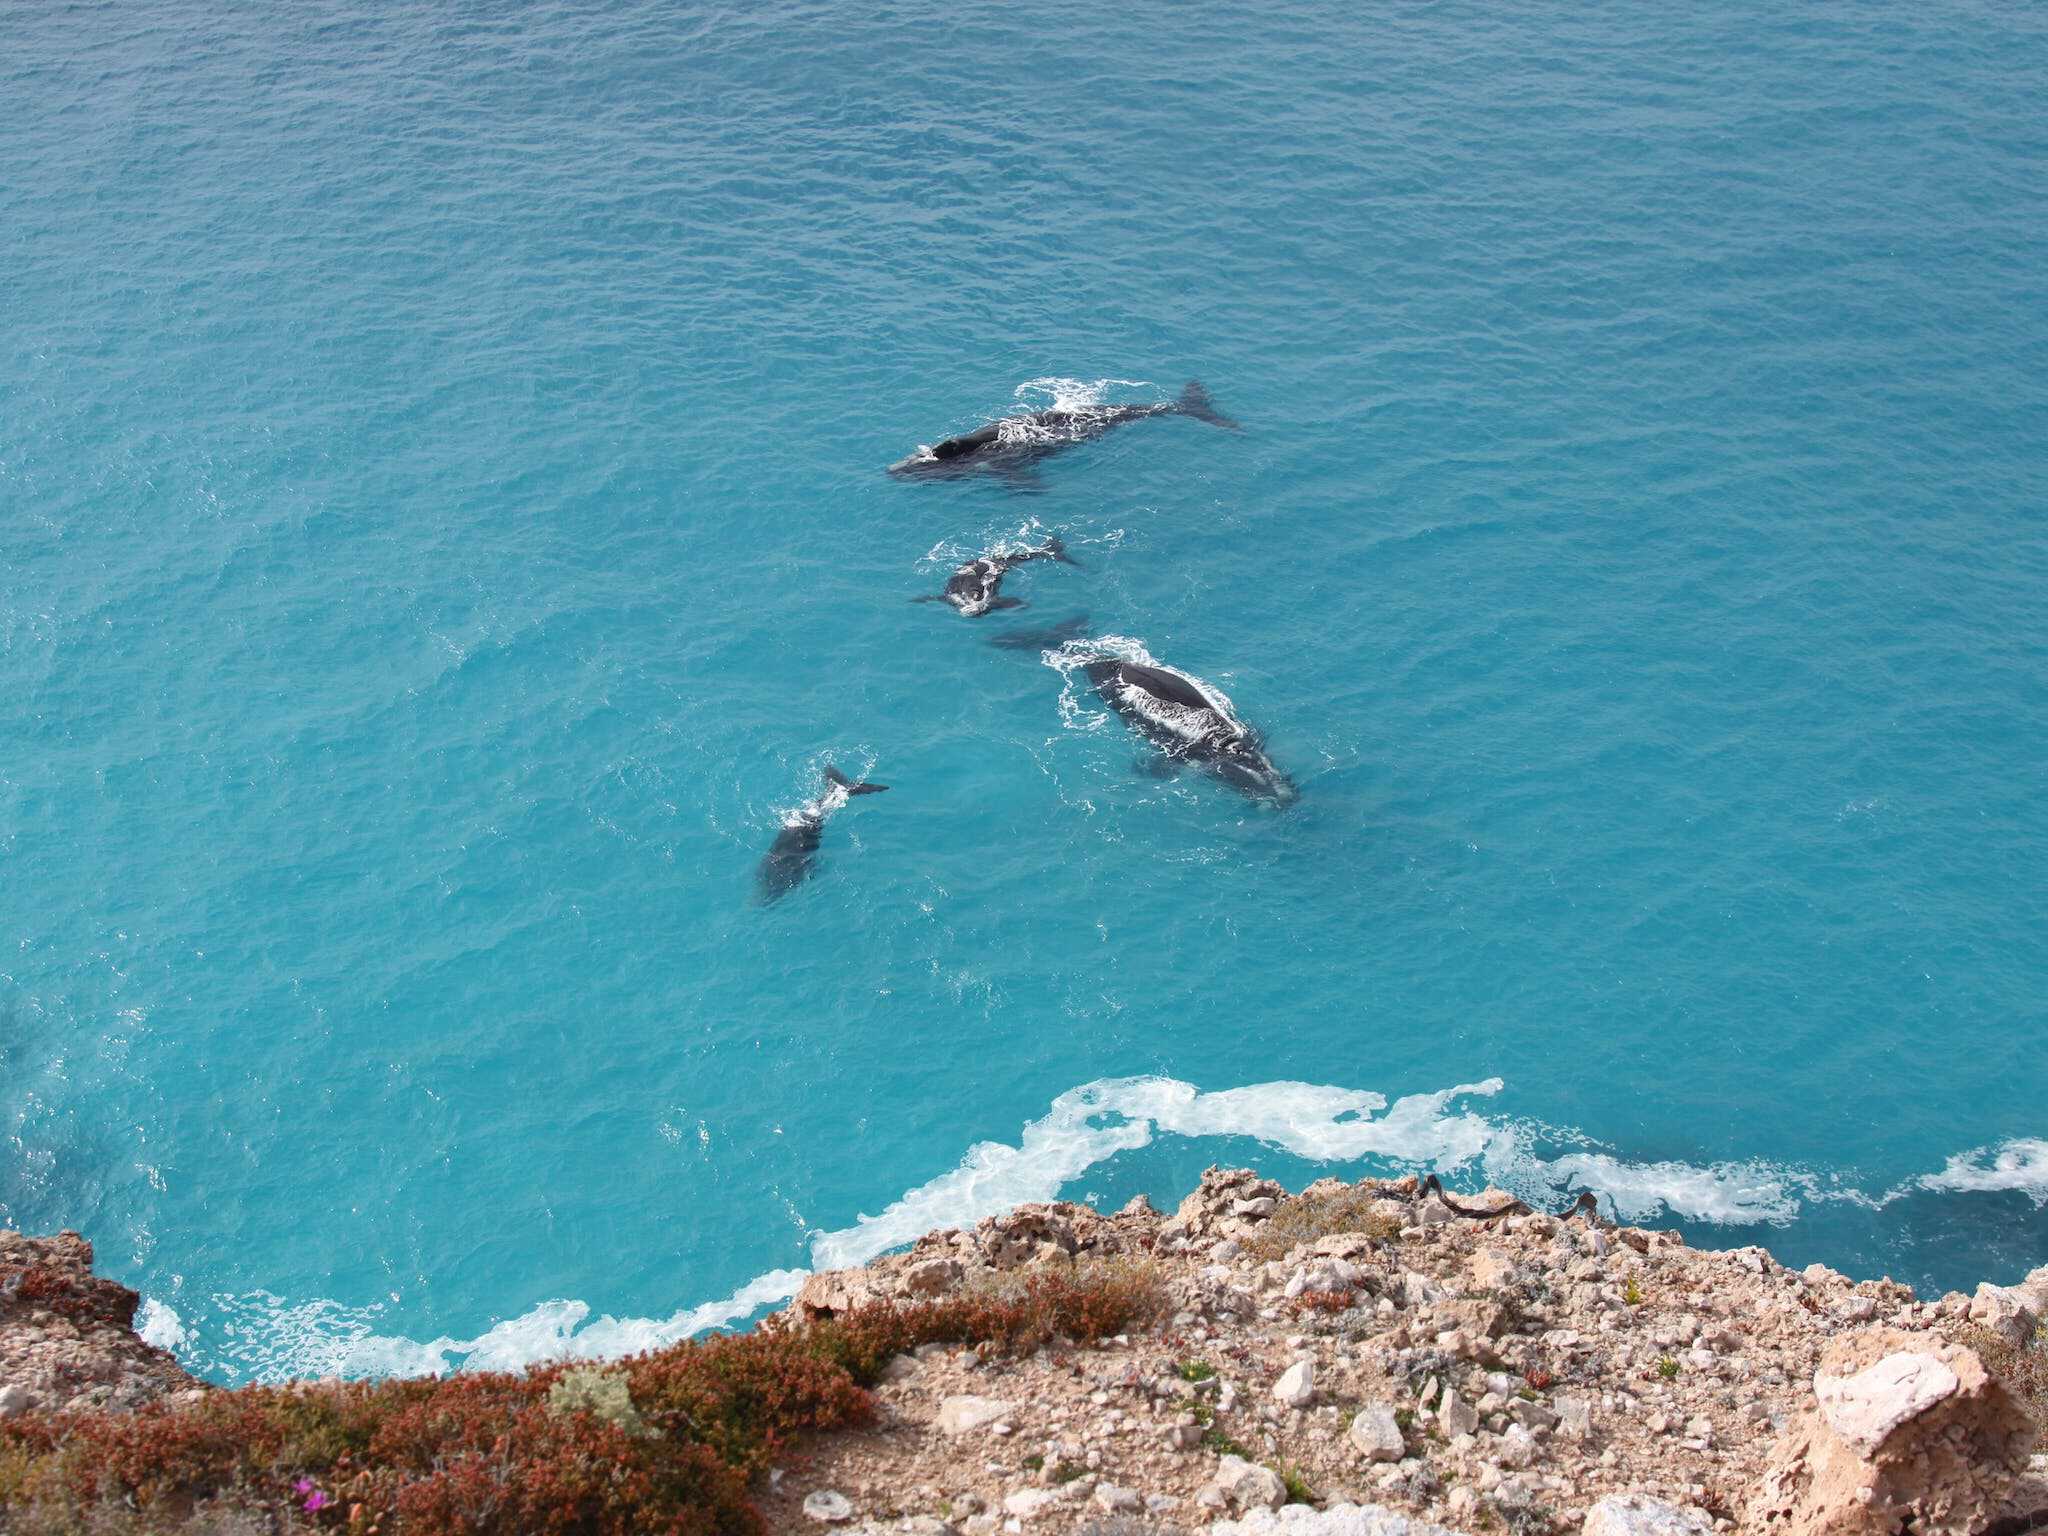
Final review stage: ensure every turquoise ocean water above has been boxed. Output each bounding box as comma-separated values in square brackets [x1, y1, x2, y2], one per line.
[4, 1, 2046, 1382]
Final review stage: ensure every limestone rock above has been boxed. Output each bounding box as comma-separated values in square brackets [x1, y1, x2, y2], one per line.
[1216, 1454, 1288, 1512]
[1274, 1359, 1317, 1408]
[1438, 1389, 1479, 1438]
[1210, 1503, 1468, 1536]
[1581, 1494, 1711, 1535]
[1165, 1166, 1288, 1243]
[1348, 1403, 1406, 1462]
[935, 1395, 1017, 1435]
[1467, 1247, 1518, 1293]
[1493, 1423, 1539, 1469]
[1813, 1352, 1957, 1456]
[1748, 1331, 2036, 1535]
[0, 1230, 197, 1416]
[1092, 1482, 1142, 1513]
[803, 1490, 854, 1523]
[1002, 1488, 1059, 1521]
[794, 1267, 894, 1320]
[1968, 1281, 2040, 1346]
[901, 1257, 965, 1296]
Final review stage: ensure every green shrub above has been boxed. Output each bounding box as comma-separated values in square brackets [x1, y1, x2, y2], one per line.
[1276, 1463, 1316, 1505]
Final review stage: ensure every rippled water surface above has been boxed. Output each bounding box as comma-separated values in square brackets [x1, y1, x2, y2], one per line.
[4, 1, 2046, 1379]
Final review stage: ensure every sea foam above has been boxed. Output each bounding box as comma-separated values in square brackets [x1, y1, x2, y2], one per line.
[160, 1072, 1853, 1382]
[1917, 1138, 2048, 1205]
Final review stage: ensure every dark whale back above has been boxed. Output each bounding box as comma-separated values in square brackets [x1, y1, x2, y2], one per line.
[1114, 661, 1224, 716]
[933, 423, 1001, 460]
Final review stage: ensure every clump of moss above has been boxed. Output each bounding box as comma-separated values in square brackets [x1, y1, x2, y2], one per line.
[1657, 1356, 1681, 1380]
[1243, 1187, 1403, 1260]
[1176, 1358, 1216, 1383]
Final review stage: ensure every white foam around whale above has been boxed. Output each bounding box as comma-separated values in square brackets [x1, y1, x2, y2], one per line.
[158, 1072, 1854, 1384]
[1042, 633, 1246, 738]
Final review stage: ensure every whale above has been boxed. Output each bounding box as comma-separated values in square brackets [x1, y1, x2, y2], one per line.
[756, 765, 888, 903]
[913, 536, 1081, 617]
[1083, 657, 1297, 807]
[888, 381, 1238, 486]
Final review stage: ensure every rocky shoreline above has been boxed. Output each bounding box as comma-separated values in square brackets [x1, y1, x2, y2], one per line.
[4, 1170, 2045, 1534]
[774, 1170, 2047, 1536]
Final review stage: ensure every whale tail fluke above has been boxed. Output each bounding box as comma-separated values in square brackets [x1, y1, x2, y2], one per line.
[825, 764, 889, 795]
[1042, 535, 1083, 568]
[1177, 380, 1239, 430]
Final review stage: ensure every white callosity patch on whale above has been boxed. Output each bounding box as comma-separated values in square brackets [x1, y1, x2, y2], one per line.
[1916, 1137, 2048, 1205]
[1115, 677, 1242, 751]
[165, 1074, 1854, 1384]
[1011, 376, 1156, 414]
[991, 378, 1170, 445]
[1042, 635, 1248, 746]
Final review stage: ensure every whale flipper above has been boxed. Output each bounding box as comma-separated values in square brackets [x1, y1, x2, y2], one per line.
[1177, 380, 1239, 430]
[985, 615, 1092, 651]
[994, 463, 1046, 492]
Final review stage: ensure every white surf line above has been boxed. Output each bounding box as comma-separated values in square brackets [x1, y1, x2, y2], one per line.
[1914, 1137, 2048, 1205]
[150, 1078, 2037, 1381]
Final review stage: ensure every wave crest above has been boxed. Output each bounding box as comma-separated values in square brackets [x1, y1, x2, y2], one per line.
[156, 1072, 1857, 1384]
[1917, 1138, 2048, 1205]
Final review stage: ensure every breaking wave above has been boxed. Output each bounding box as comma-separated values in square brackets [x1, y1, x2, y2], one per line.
[153, 1072, 1962, 1385]
[1916, 1138, 2048, 1205]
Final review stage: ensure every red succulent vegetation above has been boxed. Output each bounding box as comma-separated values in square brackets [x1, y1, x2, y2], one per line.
[0, 1261, 1163, 1536]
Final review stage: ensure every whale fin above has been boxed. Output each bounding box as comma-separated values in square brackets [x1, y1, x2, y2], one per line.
[995, 463, 1046, 492]
[1177, 380, 1239, 430]
[825, 764, 889, 795]
[985, 615, 1091, 651]
[1041, 535, 1083, 568]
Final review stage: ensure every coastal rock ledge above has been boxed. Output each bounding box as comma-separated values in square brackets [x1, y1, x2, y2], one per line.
[0, 1230, 198, 1417]
[5, 1169, 2047, 1535]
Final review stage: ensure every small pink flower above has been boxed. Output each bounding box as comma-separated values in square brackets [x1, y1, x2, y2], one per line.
[304, 1490, 332, 1513]
[294, 1479, 315, 1496]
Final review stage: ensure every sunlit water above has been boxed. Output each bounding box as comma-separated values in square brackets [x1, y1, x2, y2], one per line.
[4, 1, 2045, 1382]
